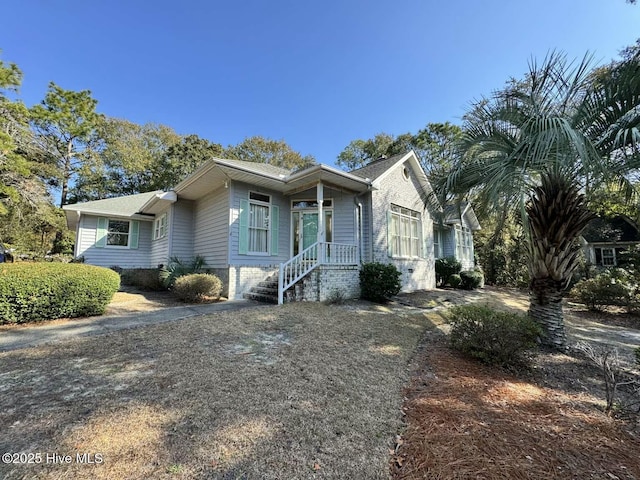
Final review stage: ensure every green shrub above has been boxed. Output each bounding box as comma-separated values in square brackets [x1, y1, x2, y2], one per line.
[435, 256, 462, 287]
[159, 255, 207, 288]
[0, 263, 120, 324]
[173, 273, 222, 303]
[121, 268, 164, 291]
[460, 270, 484, 290]
[448, 274, 462, 288]
[449, 305, 542, 368]
[359, 262, 402, 303]
[570, 268, 636, 311]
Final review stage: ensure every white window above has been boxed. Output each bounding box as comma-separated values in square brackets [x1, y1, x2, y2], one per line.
[433, 227, 443, 259]
[389, 205, 422, 258]
[248, 192, 271, 254]
[456, 225, 473, 261]
[601, 248, 615, 266]
[107, 220, 130, 247]
[153, 213, 167, 240]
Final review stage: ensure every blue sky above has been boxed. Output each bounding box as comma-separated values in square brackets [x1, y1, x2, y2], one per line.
[2, 0, 639, 167]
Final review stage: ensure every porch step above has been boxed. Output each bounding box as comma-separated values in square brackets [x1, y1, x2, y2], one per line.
[244, 278, 279, 304]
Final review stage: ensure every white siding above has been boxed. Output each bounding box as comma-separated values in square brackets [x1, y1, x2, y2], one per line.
[77, 215, 153, 268]
[370, 160, 436, 291]
[150, 208, 170, 267]
[193, 187, 229, 268]
[170, 200, 194, 260]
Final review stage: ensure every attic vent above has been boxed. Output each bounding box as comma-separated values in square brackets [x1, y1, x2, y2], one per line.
[402, 166, 410, 181]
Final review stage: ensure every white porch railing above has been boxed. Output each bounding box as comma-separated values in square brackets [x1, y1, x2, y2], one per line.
[278, 242, 358, 304]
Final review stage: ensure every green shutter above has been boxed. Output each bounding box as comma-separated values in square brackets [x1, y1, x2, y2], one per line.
[387, 210, 393, 257]
[270, 205, 279, 256]
[96, 217, 107, 248]
[130, 221, 139, 249]
[239, 199, 249, 255]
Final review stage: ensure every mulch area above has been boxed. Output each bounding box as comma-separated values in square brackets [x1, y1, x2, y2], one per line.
[392, 330, 640, 480]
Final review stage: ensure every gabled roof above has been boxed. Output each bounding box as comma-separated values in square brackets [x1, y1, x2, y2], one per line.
[62, 191, 161, 230]
[63, 191, 161, 217]
[442, 202, 481, 231]
[582, 216, 640, 243]
[349, 153, 407, 181]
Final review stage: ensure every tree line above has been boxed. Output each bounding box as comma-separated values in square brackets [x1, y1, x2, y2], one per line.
[0, 52, 314, 255]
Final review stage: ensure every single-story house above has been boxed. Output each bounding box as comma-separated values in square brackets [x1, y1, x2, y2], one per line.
[63, 151, 480, 303]
[581, 215, 640, 267]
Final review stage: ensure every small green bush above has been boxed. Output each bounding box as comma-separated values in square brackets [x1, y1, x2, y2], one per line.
[121, 268, 164, 291]
[449, 305, 542, 368]
[460, 270, 484, 290]
[173, 273, 222, 303]
[159, 255, 207, 288]
[0, 263, 120, 324]
[570, 268, 636, 311]
[435, 256, 462, 287]
[359, 262, 402, 303]
[448, 274, 462, 288]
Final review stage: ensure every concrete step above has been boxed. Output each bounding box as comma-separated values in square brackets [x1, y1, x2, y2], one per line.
[243, 291, 278, 304]
[250, 285, 278, 295]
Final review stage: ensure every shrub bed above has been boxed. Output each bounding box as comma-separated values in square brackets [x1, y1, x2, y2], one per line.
[173, 273, 222, 303]
[0, 263, 120, 324]
[449, 305, 541, 368]
[435, 256, 462, 287]
[359, 262, 402, 303]
[570, 268, 636, 311]
[460, 270, 484, 290]
[120, 268, 164, 291]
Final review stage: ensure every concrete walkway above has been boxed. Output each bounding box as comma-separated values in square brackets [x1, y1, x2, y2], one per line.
[0, 300, 263, 352]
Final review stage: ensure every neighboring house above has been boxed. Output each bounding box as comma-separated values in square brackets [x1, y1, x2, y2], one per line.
[63, 151, 480, 303]
[581, 215, 640, 267]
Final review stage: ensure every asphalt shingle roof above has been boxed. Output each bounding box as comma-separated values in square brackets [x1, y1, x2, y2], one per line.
[63, 191, 161, 216]
[348, 153, 407, 181]
[217, 157, 294, 178]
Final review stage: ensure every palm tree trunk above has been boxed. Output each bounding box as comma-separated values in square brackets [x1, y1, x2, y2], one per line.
[525, 172, 595, 349]
[528, 278, 566, 348]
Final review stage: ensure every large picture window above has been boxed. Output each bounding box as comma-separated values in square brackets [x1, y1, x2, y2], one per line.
[389, 205, 422, 258]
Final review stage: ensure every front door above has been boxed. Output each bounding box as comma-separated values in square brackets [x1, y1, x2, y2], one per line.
[292, 210, 332, 256]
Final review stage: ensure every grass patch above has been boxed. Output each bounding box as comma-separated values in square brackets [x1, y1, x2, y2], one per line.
[0, 302, 434, 479]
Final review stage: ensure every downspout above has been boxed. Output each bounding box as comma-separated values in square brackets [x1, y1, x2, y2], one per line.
[354, 195, 364, 264]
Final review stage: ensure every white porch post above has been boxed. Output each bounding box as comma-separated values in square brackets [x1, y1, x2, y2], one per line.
[317, 181, 324, 262]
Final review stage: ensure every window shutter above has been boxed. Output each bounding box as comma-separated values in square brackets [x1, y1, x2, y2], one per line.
[270, 205, 279, 256]
[239, 199, 249, 255]
[96, 217, 107, 248]
[130, 221, 140, 249]
[387, 210, 393, 257]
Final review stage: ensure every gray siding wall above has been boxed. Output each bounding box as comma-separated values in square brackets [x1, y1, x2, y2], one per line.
[370, 160, 436, 290]
[170, 200, 195, 260]
[229, 182, 290, 266]
[442, 226, 456, 258]
[193, 187, 229, 268]
[149, 207, 170, 267]
[77, 214, 153, 268]
[360, 192, 373, 263]
[289, 187, 358, 248]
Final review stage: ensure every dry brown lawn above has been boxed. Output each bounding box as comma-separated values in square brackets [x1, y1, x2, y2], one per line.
[0, 302, 433, 479]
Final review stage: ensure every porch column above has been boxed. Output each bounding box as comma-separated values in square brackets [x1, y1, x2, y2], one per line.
[317, 182, 324, 261]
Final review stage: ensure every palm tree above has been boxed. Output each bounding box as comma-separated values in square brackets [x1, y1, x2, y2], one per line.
[447, 52, 640, 348]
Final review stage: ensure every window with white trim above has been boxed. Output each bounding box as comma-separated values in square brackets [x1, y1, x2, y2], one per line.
[389, 205, 422, 258]
[601, 248, 615, 266]
[153, 213, 167, 240]
[456, 225, 473, 262]
[248, 191, 271, 254]
[107, 220, 130, 247]
[433, 226, 443, 259]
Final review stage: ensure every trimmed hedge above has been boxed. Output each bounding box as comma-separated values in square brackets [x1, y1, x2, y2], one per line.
[0, 263, 120, 324]
[360, 262, 402, 303]
[460, 270, 484, 290]
[173, 273, 222, 303]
